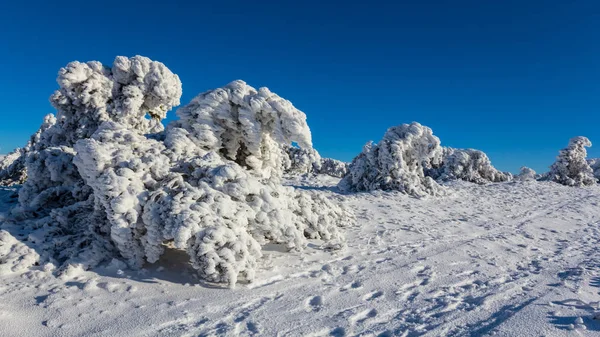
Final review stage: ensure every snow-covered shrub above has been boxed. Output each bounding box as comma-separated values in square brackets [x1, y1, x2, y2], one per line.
[516, 166, 537, 181]
[0, 114, 56, 186]
[319, 158, 349, 178]
[587, 158, 600, 182]
[8, 68, 352, 287]
[429, 148, 511, 184]
[340, 122, 444, 197]
[50, 56, 182, 144]
[283, 146, 349, 178]
[284, 145, 322, 175]
[549, 136, 596, 186]
[172, 80, 312, 180]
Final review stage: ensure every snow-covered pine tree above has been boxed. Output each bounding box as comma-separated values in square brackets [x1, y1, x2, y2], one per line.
[549, 136, 596, 186]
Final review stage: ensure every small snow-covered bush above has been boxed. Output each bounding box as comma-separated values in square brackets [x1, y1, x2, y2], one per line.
[283, 146, 349, 178]
[319, 158, 349, 178]
[549, 136, 596, 186]
[587, 158, 600, 182]
[284, 145, 322, 175]
[7, 66, 352, 286]
[0, 114, 56, 186]
[516, 166, 537, 181]
[429, 148, 511, 184]
[340, 122, 444, 197]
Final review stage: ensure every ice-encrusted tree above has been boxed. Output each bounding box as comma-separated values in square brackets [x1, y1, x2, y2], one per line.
[429, 148, 511, 184]
[549, 136, 596, 186]
[8, 66, 352, 287]
[340, 122, 444, 197]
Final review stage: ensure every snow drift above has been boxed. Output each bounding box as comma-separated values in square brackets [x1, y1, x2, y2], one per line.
[3, 57, 353, 287]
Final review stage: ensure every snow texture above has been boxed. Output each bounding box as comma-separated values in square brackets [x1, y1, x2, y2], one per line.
[340, 122, 445, 197]
[3, 64, 352, 287]
[0, 230, 40, 275]
[3, 179, 600, 336]
[549, 136, 596, 186]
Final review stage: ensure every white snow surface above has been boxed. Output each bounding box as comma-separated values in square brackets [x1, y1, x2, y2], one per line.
[2, 178, 600, 336]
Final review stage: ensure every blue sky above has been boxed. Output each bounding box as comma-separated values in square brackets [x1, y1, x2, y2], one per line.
[1, 0, 599, 173]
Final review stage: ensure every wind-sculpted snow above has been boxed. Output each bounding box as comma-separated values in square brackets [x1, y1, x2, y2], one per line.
[429, 147, 511, 184]
[340, 122, 445, 197]
[4, 63, 352, 287]
[549, 136, 596, 186]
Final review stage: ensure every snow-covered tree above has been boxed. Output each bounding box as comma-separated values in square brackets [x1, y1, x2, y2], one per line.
[319, 158, 349, 178]
[284, 145, 322, 175]
[428, 148, 511, 184]
[0, 114, 56, 186]
[549, 136, 596, 186]
[8, 67, 353, 287]
[587, 158, 600, 182]
[515, 166, 537, 181]
[283, 146, 349, 178]
[339, 122, 445, 197]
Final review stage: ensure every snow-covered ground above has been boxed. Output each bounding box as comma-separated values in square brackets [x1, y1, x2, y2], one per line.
[2, 177, 600, 336]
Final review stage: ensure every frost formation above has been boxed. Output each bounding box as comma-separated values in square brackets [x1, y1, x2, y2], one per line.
[4, 61, 352, 287]
[549, 136, 596, 186]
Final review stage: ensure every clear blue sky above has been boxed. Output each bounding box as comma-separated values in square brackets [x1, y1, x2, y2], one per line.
[1, 0, 599, 173]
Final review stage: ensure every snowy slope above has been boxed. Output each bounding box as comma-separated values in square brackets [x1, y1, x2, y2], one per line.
[2, 179, 600, 336]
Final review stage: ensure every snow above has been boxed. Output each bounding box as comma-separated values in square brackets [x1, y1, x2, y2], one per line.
[2, 178, 600, 336]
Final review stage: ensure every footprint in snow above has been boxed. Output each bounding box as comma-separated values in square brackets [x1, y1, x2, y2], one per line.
[363, 290, 384, 301]
[306, 296, 323, 312]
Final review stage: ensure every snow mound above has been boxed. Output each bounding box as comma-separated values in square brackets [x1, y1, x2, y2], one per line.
[5, 64, 352, 287]
[429, 148, 511, 184]
[0, 230, 40, 275]
[549, 136, 596, 186]
[340, 122, 444, 197]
